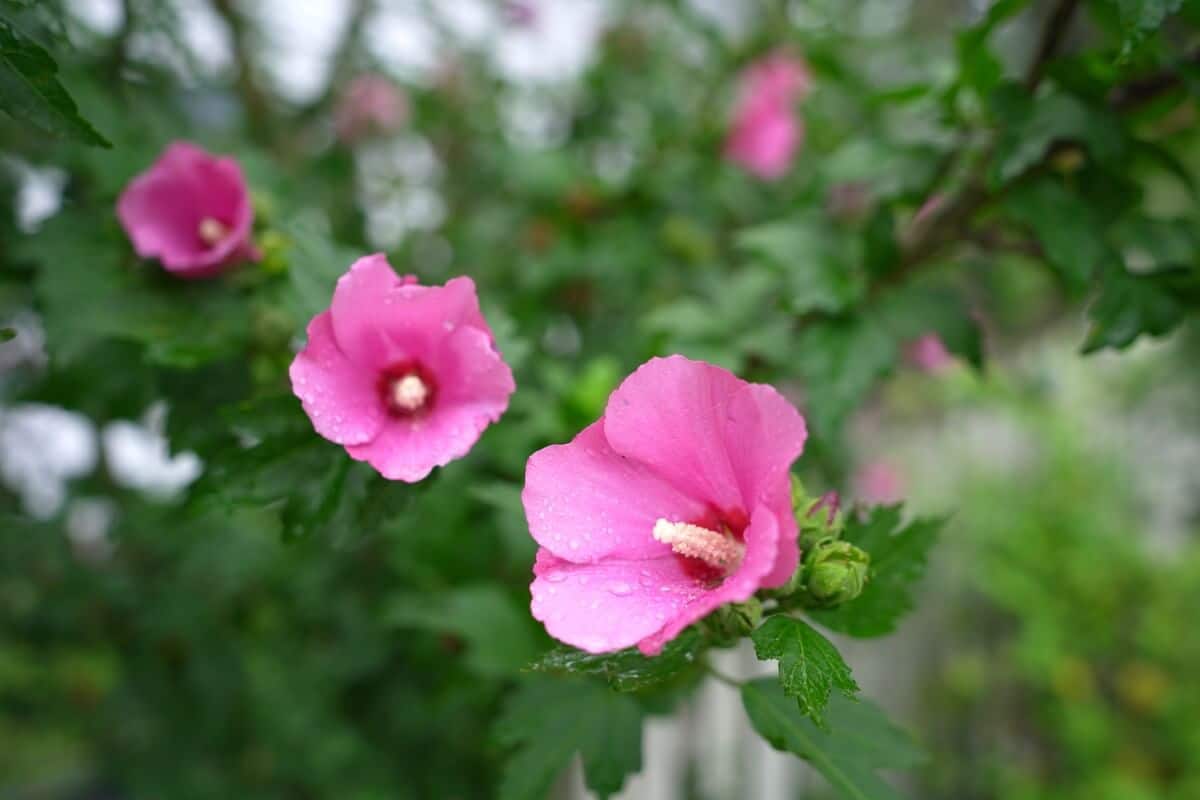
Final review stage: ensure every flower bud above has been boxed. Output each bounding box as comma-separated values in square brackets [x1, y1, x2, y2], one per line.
[704, 597, 763, 643]
[802, 540, 869, 608]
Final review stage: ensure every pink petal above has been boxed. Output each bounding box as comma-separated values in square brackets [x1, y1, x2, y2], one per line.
[530, 549, 710, 654]
[330, 255, 490, 369]
[637, 503, 780, 655]
[723, 383, 807, 506]
[288, 312, 386, 445]
[343, 326, 510, 482]
[603, 355, 745, 512]
[523, 420, 707, 563]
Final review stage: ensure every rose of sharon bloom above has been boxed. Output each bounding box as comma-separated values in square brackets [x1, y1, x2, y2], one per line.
[725, 53, 811, 180]
[904, 333, 953, 373]
[523, 355, 807, 655]
[855, 461, 905, 506]
[289, 255, 515, 482]
[335, 74, 408, 144]
[116, 141, 259, 277]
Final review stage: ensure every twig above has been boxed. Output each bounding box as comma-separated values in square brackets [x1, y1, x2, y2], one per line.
[1025, 0, 1081, 90]
[1108, 49, 1200, 110]
[705, 662, 743, 689]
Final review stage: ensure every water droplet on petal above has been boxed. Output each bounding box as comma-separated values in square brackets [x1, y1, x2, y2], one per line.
[544, 570, 567, 583]
[608, 581, 633, 597]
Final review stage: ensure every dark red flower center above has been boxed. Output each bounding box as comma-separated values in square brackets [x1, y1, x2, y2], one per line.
[378, 362, 437, 417]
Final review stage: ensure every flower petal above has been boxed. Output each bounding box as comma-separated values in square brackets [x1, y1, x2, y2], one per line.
[530, 549, 710, 654]
[523, 420, 707, 563]
[723, 383, 806, 509]
[330, 256, 490, 369]
[636, 503, 780, 655]
[289, 312, 386, 445]
[603, 355, 745, 511]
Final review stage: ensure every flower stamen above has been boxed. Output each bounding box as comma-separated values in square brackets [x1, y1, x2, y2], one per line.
[197, 217, 229, 246]
[388, 373, 430, 413]
[653, 519, 745, 571]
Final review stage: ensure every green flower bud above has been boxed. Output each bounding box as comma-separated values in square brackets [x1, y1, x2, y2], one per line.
[704, 597, 763, 643]
[802, 540, 870, 608]
[257, 230, 291, 275]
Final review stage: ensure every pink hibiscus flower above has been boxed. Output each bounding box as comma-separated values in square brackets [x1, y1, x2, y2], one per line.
[116, 141, 259, 278]
[904, 333, 953, 373]
[523, 355, 807, 655]
[335, 74, 408, 144]
[289, 254, 515, 482]
[854, 461, 905, 506]
[725, 53, 811, 180]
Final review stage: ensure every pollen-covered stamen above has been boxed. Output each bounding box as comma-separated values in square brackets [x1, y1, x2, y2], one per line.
[197, 216, 229, 246]
[388, 373, 430, 413]
[653, 518, 745, 571]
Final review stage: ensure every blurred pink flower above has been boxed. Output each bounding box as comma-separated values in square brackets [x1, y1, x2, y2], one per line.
[523, 355, 807, 655]
[335, 74, 408, 143]
[501, 1, 538, 27]
[289, 255, 515, 482]
[855, 461, 905, 506]
[725, 53, 811, 180]
[905, 333, 954, 373]
[116, 142, 259, 277]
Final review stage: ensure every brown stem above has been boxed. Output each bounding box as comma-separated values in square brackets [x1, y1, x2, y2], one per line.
[1025, 0, 1081, 90]
[1108, 49, 1200, 111]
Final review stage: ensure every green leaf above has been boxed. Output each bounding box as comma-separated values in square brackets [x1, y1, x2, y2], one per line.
[990, 90, 1124, 185]
[388, 586, 541, 678]
[284, 215, 363, 323]
[528, 628, 705, 692]
[741, 679, 923, 800]
[751, 616, 859, 727]
[0, 10, 109, 146]
[495, 679, 644, 800]
[24, 211, 250, 367]
[1111, 0, 1184, 58]
[794, 317, 897, 438]
[811, 507, 943, 638]
[737, 219, 864, 314]
[1082, 264, 1192, 353]
[0, 326, 15, 342]
[1004, 178, 1114, 291]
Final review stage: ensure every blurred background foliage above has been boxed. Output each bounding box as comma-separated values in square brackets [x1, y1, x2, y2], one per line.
[1, 0, 1199, 798]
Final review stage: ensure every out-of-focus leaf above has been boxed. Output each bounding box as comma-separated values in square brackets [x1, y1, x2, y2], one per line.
[742, 679, 924, 800]
[812, 507, 944, 638]
[495, 678, 643, 800]
[528, 629, 705, 692]
[1082, 264, 1192, 352]
[990, 90, 1125, 185]
[794, 317, 897, 438]
[0, 9, 109, 146]
[23, 211, 250, 367]
[751, 616, 859, 727]
[738, 219, 864, 314]
[1004, 178, 1114, 291]
[388, 585, 541, 678]
[1109, 0, 1184, 58]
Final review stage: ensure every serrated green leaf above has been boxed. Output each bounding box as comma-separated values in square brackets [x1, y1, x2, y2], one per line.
[0, 11, 109, 146]
[811, 507, 943, 638]
[388, 585, 541, 678]
[495, 679, 644, 800]
[794, 317, 897, 438]
[1004, 178, 1114, 291]
[751, 616, 859, 727]
[742, 679, 923, 800]
[990, 90, 1124, 185]
[1082, 264, 1192, 352]
[528, 628, 705, 692]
